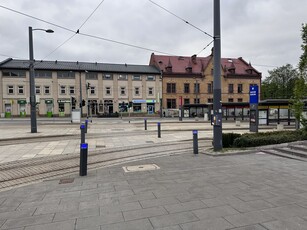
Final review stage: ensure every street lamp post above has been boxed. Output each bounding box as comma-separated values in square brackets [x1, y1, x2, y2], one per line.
[29, 26, 54, 133]
[213, 0, 223, 150]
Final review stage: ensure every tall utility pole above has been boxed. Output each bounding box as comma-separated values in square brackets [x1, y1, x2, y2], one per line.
[29, 27, 37, 133]
[29, 26, 53, 133]
[213, 0, 223, 151]
[79, 71, 83, 117]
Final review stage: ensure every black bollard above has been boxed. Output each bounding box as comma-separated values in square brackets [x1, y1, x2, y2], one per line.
[144, 119, 147, 130]
[80, 143, 88, 176]
[157, 122, 161, 138]
[80, 123, 85, 144]
[193, 130, 198, 154]
[85, 119, 88, 133]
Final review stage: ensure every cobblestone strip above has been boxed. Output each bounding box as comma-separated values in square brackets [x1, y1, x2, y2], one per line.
[0, 142, 209, 191]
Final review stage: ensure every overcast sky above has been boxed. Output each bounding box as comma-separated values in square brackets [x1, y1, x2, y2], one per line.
[0, 0, 306, 77]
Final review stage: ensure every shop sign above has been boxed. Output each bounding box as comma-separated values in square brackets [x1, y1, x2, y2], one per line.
[17, 99, 27, 104]
[45, 99, 53, 104]
[132, 100, 156, 103]
[57, 99, 70, 103]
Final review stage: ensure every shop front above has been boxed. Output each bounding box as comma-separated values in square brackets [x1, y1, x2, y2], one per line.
[4, 102, 12, 118]
[132, 99, 156, 114]
[17, 99, 27, 117]
[45, 99, 53, 117]
[57, 99, 70, 117]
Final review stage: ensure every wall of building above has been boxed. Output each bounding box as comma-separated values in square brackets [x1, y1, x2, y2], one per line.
[0, 70, 161, 117]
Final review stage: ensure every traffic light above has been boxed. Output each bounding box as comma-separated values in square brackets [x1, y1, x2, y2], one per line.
[71, 97, 76, 106]
[82, 99, 86, 107]
[86, 82, 91, 90]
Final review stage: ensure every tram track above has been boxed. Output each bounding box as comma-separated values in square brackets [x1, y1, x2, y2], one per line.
[0, 141, 210, 191]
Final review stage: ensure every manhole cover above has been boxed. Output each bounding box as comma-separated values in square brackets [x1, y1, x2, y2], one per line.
[123, 164, 160, 173]
[59, 178, 74, 184]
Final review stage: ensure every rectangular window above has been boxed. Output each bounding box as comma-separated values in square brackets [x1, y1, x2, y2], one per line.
[86, 72, 98, 80]
[132, 75, 141, 80]
[184, 83, 190, 93]
[148, 87, 154, 96]
[166, 99, 176, 109]
[228, 84, 234, 93]
[8, 85, 14, 94]
[60, 85, 66, 94]
[103, 74, 113, 80]
[194, 83, 200, 93]
[90, 86, 95, 95]
[57, 71, 75, 79]
[135, 87, 140, 95]
[118, 74, 127, 80]
[147, 76, 155, 81]
[106, 87, 111, 95]
[3, 70, 26, 77]
[184, 98, 190, 104]
[207, 82, 213, 94]
[208, 98, 213, 103]
[44, 86, 50, 94]
[35, 86, 41, 94]
[194, 98, 200, 104]
[238, 98, 243, 102]
[35, 71, 52, 78]
[18, 85, 24, 94]
[228, 98, 234, 102]
[238, 84, 243, 93]
[69, 86, 75, 94]
[120, 87, 126, 95]
[166, 83, 176, 93]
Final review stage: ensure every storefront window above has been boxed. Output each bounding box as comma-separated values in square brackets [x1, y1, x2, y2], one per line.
[133, 103, 141, 112]
[59, 103, 65, 112]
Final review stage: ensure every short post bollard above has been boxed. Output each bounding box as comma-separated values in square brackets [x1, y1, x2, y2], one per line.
[80, 123, 85, 144]
[144, 119, 147, 130]
[85, 119, 88, 134]
[193, 130, 198, 154]
[157, 122, 161, 138]
[80, 143, 88, 176]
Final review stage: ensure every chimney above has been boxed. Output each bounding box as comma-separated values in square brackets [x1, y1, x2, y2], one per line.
[191, 54, 197, 64]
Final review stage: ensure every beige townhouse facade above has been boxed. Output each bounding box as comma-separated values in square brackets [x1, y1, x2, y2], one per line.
[150, 53, 262, 117]
[0, 58, 161, 117]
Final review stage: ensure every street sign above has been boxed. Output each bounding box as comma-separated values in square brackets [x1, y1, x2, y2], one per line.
[249, 85, 259, 104]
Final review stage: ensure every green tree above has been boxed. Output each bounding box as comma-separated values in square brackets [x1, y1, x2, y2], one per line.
[299, 23, 307, 78]
[261, 64, 299, 100]
[292, 23, 307, 130]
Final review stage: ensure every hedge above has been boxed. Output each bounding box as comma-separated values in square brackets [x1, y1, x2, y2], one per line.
[232, 130, 307, 148]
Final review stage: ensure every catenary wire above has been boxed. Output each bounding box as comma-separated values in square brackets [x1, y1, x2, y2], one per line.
[78, 0, 105, 31]
[148, 0, 213, 39]
[0, 4, 174, 59]
[197, 40, 214, 55]
[39, 0, 105, 63]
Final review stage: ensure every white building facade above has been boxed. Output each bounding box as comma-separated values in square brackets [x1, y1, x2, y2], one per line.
[0, 59, 161, 117]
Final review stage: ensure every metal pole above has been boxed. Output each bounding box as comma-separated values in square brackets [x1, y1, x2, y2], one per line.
[79, 71, 83, 117]
[80, 123, 85, 143]
[179, 96, 182, 121]
[29, 27, 37, 133]
[157, 122, 161, 138]
[80, 143, 88, 176]
[193, 130, 198, 154]
[213, 0, 223, 151]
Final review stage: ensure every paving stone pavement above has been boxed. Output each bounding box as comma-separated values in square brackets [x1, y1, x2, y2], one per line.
[0, 147, 307, 229]
[0, 117, 306, 229]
